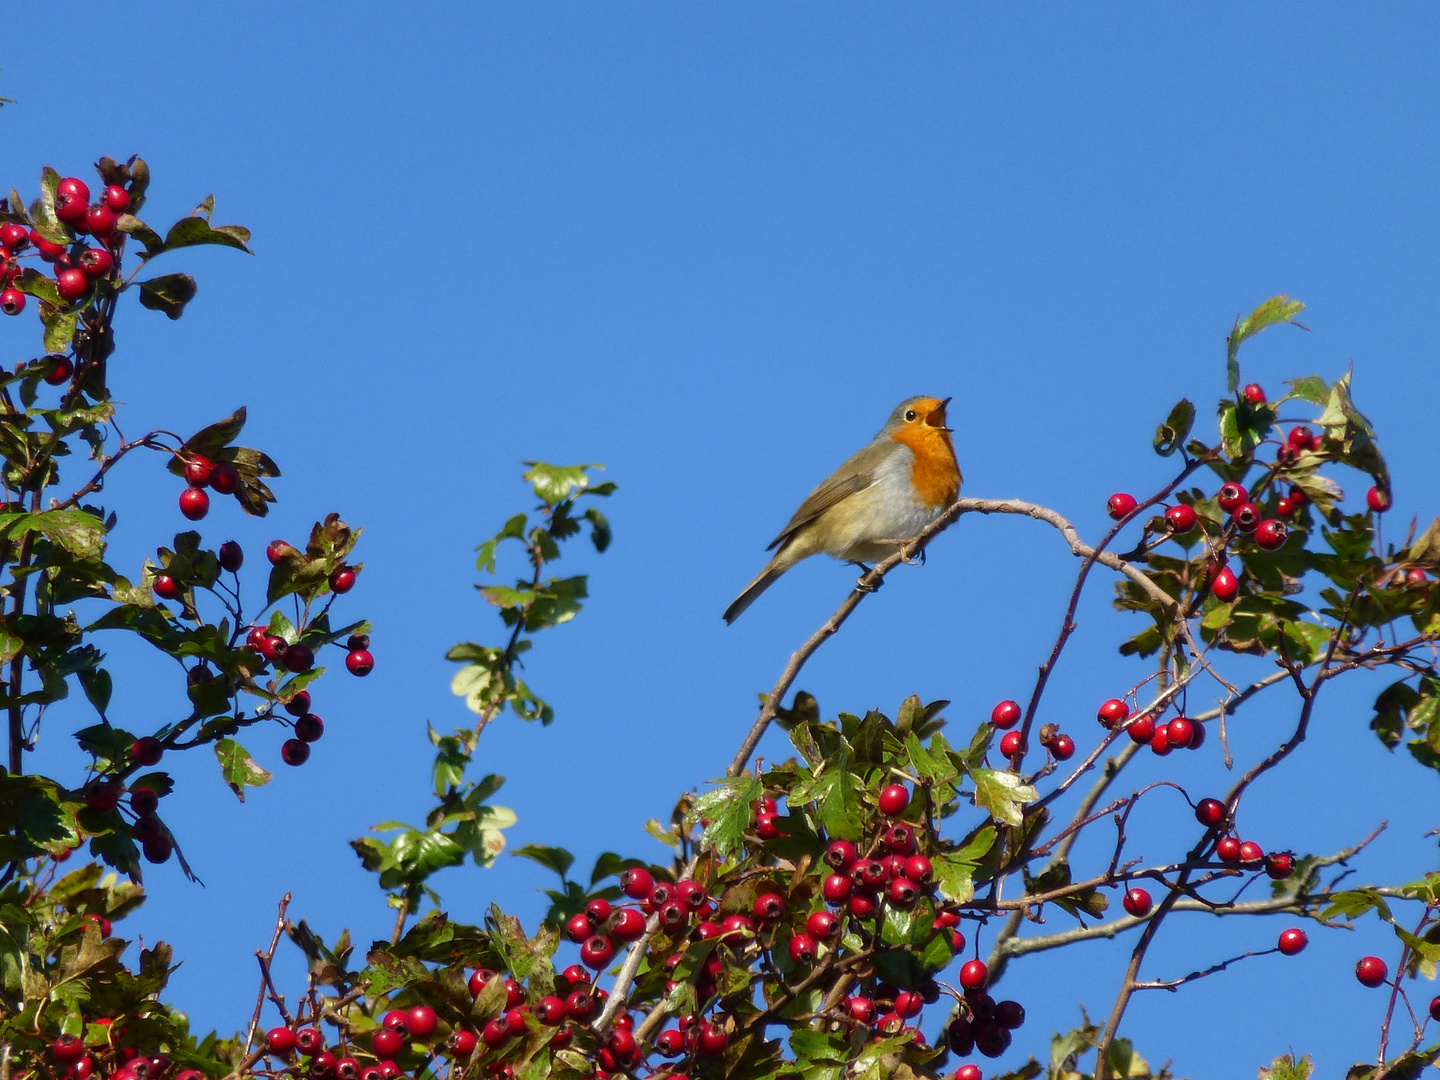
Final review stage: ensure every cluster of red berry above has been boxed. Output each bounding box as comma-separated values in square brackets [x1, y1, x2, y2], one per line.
[1094, 697, 1205, 757]
[49, 1031, 203, 1080]
[80, 738, 173, 865]
[175, 454, 242, 521]
[0, 175, 131, 317]
[263, 1006, 444, 1080]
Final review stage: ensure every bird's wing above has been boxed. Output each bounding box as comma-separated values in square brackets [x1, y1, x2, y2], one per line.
[765, 442, 890, 551]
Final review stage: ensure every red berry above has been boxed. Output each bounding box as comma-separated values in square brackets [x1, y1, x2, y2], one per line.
[1148, 726, 1171, 756]
[330, 567, 356, 593]
[152, 574, 181, 600]
[904, 854, 933, 883]
[346, 649, 374, 676]
[58, 177, 91, 203]
[1265, 851, 1294, 879]
[1107, 492, 1138, 520]
[1287, 425, 1313, 448]
[1430, 996, 1440, 1022]
[372, 1029, 404, 1059]
[955, 1065, 982, 1080]
[1215, 837, 1241, 863]
[1276, 496, 1295, 516]
[1188, 719, 1207, 750]
[994, 999, 1025, 1029]
[281, 739, 310, 766]
[1277, 928, 1308, 956]
[1050, 733, 1075, 760]
[55, 192, 89, 226]
[847, 996, 876, 1023]
[1212, 565, 1240, 602]
[56, 268, 89, 301]
[580, 934, 615, 969]
[1237, 840, 1264, 865]
[1355, 955, 1388, 987]
[822, 873, 852, 905]
[294, 714, 324, 742]
[132, 736, 163, 766]
[824, 839, 857, 870]
[1122, 887, 1152, 917]
[84, 204, 117, 237]
[999, 730, 1024, 757]
[1367, 486, 1392, 512]
[878, 783, 909, 816]
[405, 1005, 438, 1040]
[0, 288, 23, 316]
[848, 889, 878, 918]
[52, 1035, 86, 1062]
[959, 958, 988, 991]
[86, 913, 111, 937]
[259, 635, 286, 663]
[34, 233, 65, 260]
[85, 781, 121, 813]
[209, 461, 240, 494]
[620, 867, 653, 899]
[294, 1028, 324, 1055]
[1242, 383, 1266, 404]
[1097, 698, 1129, 728]
[1217, 482, 1246, 512]
[179, 486, 210, 521]
[788, 933, 817, 964]
[655, 1029, 685, 1056]
[282, 643, 314, 672]
[265, 1027, 296, 1054]
[888, 876, 919, 908]
[480, 1018, 509, 1047]
[565, 912, 592, 942]
[755, 811, 780, 839]
[1254, 519, 1287, 550]
[1126, 716, 1155, 744]
[1165, 716, 1194, 748]
[219, 541, 244, 572]
[1233, 502, 1261, 532]
[854, 859, 887, 888]
[697, 1022, 728, 1056]
[104, 185, 131, 212]
[753, 892, 786, 922]
[990, 699, 1022, 729]
[1165, 504, 1197, 533]
[0, 223, 28, 249]
[184, 455, 214, 486]
[142, 834, 173, 864]
[806, 910, 840, 940]
[44, 356, 73, 385]
[266, 541, 290, 565]
[130, 787, 160, 815]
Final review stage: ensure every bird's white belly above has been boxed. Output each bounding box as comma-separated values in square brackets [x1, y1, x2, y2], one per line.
[822, 452, 947, 562]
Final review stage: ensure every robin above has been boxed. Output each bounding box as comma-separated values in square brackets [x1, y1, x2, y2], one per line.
[723, 395, 960, 624]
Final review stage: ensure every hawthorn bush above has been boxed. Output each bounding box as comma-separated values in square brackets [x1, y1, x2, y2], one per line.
[3, 157, 1440, 1080]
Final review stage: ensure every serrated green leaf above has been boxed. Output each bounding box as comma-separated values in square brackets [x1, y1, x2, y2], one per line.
[970, 768, 1037, 828]
[214, 738, 272, 802]
[1227, 295, 1307, 392]
[1154, 398, 1196, 457]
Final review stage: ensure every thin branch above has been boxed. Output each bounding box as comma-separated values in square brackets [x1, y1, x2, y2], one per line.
[243, 894, 292, 1054]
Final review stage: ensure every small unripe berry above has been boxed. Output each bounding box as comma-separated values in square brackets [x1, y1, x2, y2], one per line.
[1122, 887, 1152, 917]
[1165, 504, 1197, 533]
[990, 699, 1021, 729]
[1106, 492, 1138, 520]
[1278, 928, 1307, 955]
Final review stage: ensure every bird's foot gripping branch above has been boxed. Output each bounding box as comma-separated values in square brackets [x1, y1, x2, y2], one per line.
[4, 172, 1440, 1080]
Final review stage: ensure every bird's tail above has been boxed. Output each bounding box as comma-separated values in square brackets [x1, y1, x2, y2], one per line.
[723, 564, 784, 624]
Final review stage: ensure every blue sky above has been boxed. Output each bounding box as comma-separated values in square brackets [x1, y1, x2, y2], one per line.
[5, 7, 1440, 1075]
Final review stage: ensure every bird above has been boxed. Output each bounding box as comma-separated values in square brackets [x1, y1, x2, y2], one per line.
[723, 395, 960, 624]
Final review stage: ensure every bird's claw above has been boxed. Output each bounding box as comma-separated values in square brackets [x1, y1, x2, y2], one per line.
[853, 563, 882, 593]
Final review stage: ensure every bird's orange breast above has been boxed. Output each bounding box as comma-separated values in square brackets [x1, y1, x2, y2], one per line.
[890, 425, 960, 508]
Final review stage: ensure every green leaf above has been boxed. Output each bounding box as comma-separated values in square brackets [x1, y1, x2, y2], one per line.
[970, 768, 1037, 828]
[214, 738, 273, 802]
[1227, 295, 1307, 393]
[136, 273, 198, 320]
[1154, 399, 1196, 458]
[117, 214, 165, 257]
[521, 462, 609, 506]
[0, 508, 106, 560]
[77, 667, 112, 716]
[692, 776, 762, 861]
[932, 851, 976, 904]
[1283, 375, 1330, 405]
[513, 844, 575, 881]
[1259, 1053, 1315, 1080]
[160, 215, 253, 255]
[43, 309, 77, 354]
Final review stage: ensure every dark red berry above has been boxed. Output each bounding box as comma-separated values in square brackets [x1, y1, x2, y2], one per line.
[104, 185, 131, 212]
[371, 1028, 404, 1059]
[990, 699, 1022, 729]
[1287, 425, 1313, 448]
[1430, 996, 1440, 1022]
[1126, 716, 1155, 744]
[184, 455, 214, 486]
[806, 910, 840, 940]
[329, 567, 356, 593]
[580, 934, 615, 969]
[294, 1028, 324, 1055]
[755, 811, 781, 839]
[1107, 492, 1138, 520]
[85, 781, 121, 813]
[130, 787, 159, 815]
[84, 204, 117, 237]
[1215, 837, 1241, 863]
[999, 730, 1024, 757]
[1237, 840, 1264, 865]
[1051, 733, 1075, 760]
[294, 714, 324, 742]
[822, 873, 851, 905]
[207, 461, 240, 494]
[788, 933, 817, 964]
[1278, 928, 1307, 956]
[1233, 502, 1261, 532]
[1242, 383, 1266, 404]
[152, 574, 181, 600]
[281, 739, 310, 766]
[1165, 504, 1197, 533]
[753, 892, 786, 922]
[0, 288, 23, 316]
[1355, 955, 1388, 987]
[1217, 482, 1246, 512]
[282, 643, 314, 673]
[179, 487, 209, 521]
[132, 736, 164, 766]
[878, 783, 909, 816]
[346, 649, 374, 676]
[1276, 496, 1295, 515]
[1149, 726, 1172, 756]
[1265, 851, 1294, 879]
[904, 854, 933, 883]
[0, 223, 28, 249]
[265, 1027, 296, 1054]
[52, 1035, 86, 1062]
[1165, 716, 1194, 748]
[44, 356, 73, 385]
[825, 839, 857, 870]
[1122, 887, 1152, 917]
[78, 247, 115, 278]
[219, 541, 243, 572]
[1367, 486, 1392, 512]
[142, 834, 173, 864]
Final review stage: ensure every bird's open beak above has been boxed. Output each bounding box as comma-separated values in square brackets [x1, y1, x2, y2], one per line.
[926, 397, 953, 431]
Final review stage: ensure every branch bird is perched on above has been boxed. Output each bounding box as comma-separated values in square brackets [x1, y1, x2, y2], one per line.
[723, 396, 961, 624]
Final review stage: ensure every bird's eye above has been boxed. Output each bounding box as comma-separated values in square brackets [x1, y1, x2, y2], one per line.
[904, 410, 916, 421]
